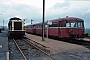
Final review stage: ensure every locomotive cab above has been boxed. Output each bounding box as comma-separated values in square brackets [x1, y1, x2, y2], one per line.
[8, 17, 25, 38]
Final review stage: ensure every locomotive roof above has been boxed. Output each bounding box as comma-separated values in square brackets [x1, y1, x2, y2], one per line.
[0, 26, 2, 29]
[10, 17, 21, 20]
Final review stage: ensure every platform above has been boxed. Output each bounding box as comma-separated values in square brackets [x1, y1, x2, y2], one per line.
[26, 33, 88, 54]
[26, 33, 90, 60]
[0, 31, 9, 60]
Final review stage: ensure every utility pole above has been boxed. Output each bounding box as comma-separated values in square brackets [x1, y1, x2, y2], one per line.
[23, 19, 27, 24]
[46, 21, 48, 39]
[42, 0, 45, 41]
[3, 20, 4, 31]
[31, 19, 33, 24]
[0, 14, 3, 31]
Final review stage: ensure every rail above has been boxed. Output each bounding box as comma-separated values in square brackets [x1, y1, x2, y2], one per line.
[24, 37, 48, 48]
[13, 39, 27, 60]
[22, 38, 57, 60]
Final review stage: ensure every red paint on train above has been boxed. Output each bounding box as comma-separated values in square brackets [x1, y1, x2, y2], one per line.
[25, 17, 84, 38]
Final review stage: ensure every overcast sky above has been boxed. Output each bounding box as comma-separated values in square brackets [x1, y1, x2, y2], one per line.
[0, 0, 90, 28]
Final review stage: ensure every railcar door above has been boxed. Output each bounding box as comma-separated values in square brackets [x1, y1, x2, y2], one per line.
[33, 25, 36, 34]
[58, 21, 64, 38]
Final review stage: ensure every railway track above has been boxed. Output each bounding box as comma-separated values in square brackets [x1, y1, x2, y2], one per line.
[85, 36, 90, 39]
[75, 38, 90, 49]
[45, 36, 90, 49]
[57, 38, 90, 49]
[9, 37, 57, 60]
[23, 37, 49, 49]
[22, 37, 57, 60]
[9, 38, 28, 60]
[13, 39, 27, 60]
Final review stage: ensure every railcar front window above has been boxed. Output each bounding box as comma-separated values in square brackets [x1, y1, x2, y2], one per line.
[65, 20, 83, 28]
[66, 21, 70, 27]
[70, 21, 77, 27]
[66, 21, 77, 27]
[66, 23, 70, 27]
[78, 21, 84, 28]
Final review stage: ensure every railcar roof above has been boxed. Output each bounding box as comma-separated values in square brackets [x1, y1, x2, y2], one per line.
[25, 22, 43, 26]
[25, 17, 84, 26]
[49, 17, 84, 22]
[10, 17, 21, 20]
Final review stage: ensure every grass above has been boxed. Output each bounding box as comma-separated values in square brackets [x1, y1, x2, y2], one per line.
[85, 30, 90, 36]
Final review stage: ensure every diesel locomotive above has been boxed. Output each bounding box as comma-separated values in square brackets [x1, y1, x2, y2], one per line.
[8, 17, 25, 37]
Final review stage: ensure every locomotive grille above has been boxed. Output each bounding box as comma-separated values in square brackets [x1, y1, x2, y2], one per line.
[14, 22, 22, 30]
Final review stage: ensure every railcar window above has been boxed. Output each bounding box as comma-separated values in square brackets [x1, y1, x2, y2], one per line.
[36, 25, 38, 28]
[66, 23, 70, 27]
[27, 26, 29, 28]
[28, 25, 33, 28]
[70, 21, 77, 27]
[53, 22, 58, 27]
[26, 26, 28, 28]
[49, 22, 58, 27]
[31, 26, 33, 28]
[33, 26, 36, 28]
[65, 21, 77, 27]
[29, 26, 31, 28]
[36, 24, 42, 28]
[65, 20, 84, 28]
[82, 22, 84, 27]
[59, 21, 63, 27]
[39, 24, 42, 28]
[65, 21, 70, 27]
[78, 21, 84, 28]
[26, 25, 32, 28]
[49, 25, 52, 27]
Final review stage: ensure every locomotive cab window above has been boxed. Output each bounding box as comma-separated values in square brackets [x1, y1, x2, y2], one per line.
[14, 22, 22, 30]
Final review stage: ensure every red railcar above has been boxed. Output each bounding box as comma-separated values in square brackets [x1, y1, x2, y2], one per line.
[25, 24, 36, 34]
[25, 16, 84, 38]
